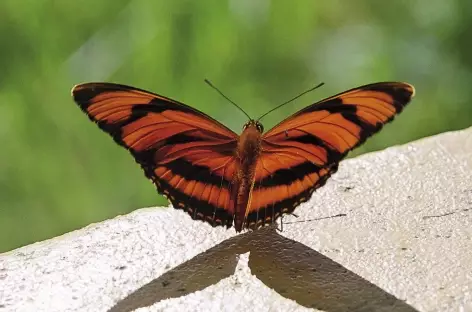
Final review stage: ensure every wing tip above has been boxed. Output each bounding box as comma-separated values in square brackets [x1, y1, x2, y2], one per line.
[363, 81, 415, 104]
[405, 82, 416, 98]
[70, 83, 85, 97]
[70, 82, 106, 108]
[388, 81, 416, 99]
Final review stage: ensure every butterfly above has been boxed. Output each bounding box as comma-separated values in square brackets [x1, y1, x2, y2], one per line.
[72, 81, 414, 232]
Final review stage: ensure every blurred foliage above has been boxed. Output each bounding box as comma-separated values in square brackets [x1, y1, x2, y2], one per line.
[1, 0, 471, 252]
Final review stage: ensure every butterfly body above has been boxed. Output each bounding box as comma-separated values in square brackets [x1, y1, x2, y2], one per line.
[233, 121, 264, 231]
[72, 81, 414, 232]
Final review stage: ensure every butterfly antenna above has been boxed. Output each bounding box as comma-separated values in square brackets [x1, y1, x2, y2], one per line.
[256, 82, 325, 121]
[204, 79, 252, 120]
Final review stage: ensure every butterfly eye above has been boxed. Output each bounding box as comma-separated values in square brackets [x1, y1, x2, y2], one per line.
[256, 123, 264, 133]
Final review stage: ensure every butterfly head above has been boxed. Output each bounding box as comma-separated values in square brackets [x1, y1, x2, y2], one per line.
[243, 120, 264, 133]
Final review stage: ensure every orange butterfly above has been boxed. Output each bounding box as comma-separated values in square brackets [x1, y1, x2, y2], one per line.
[72, 81, 414, 232]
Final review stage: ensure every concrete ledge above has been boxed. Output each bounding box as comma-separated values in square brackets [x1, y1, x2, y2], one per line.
[1, 127, 471, 312]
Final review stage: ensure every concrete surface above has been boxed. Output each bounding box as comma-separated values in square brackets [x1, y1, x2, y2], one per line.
[1, 126, 471, 312]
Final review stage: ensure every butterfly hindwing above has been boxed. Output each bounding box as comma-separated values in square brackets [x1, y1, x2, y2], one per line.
[72, 83, 239, 228]
[244, 82, 415, 228]
[246, 162, 338, 229]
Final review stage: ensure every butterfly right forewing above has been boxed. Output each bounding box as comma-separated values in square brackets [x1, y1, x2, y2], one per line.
[72, 83, 240, 228]
[245, 82, 415, 229]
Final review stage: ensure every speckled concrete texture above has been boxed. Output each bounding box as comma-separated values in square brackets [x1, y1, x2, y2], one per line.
[1, 127, 471, 312]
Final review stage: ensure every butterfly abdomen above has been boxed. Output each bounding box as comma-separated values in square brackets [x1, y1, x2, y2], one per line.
[233, 123, 263, 231]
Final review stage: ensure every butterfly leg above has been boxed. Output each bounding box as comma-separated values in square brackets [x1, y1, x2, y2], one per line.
[277, 212, 300, 232]
[277, 215, 284, 232]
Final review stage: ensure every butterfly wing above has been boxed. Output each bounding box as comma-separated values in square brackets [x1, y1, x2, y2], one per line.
[72, 83, 239, 228]
[245, 82, 415, 229]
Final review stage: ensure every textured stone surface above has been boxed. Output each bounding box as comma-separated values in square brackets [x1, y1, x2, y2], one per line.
[1, 127, 471, 312]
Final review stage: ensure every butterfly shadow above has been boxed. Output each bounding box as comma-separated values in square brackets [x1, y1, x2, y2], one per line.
[108, 226, 418, 312]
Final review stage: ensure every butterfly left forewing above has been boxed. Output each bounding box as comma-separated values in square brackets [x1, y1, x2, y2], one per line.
[72, 82, 239, 228]
[245, 82, 415, 229]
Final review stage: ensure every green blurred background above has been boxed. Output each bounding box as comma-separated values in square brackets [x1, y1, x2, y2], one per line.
[1, 0, 471, 252]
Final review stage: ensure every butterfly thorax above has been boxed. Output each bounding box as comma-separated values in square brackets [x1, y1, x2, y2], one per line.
[233, 122, 263, 231]
[237, 122, 263, 169]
